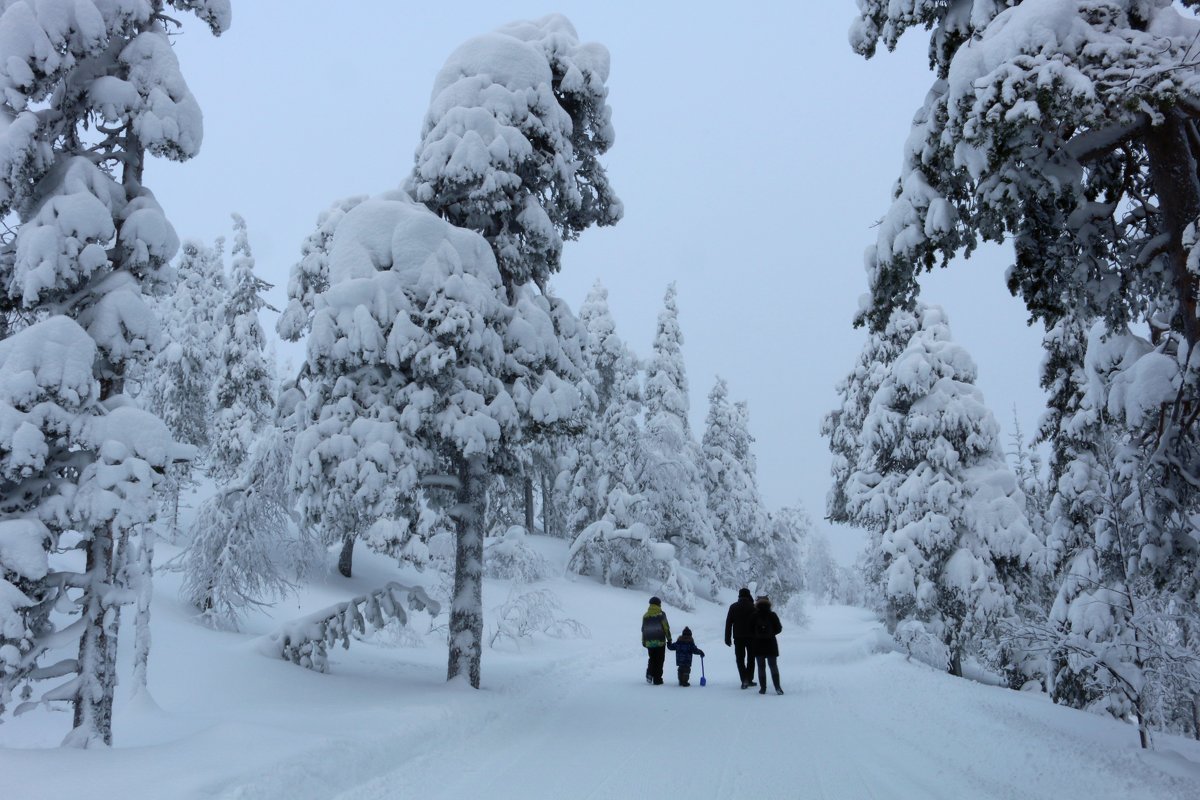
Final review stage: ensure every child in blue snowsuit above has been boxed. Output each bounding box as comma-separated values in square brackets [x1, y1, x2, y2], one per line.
[666, 627, 705, 686]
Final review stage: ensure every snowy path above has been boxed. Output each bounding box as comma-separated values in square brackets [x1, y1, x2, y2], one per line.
[298, 603, 1200, 800]
[6, 551, 1200, 799]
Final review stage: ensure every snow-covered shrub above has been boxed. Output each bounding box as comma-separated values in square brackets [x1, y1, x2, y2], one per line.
[894, 619, 950, 672]
[779, 594, 810, 628]
[567, 521, 695, 610]
[488, 589, 590, 650]
[484, 526, 552, 583]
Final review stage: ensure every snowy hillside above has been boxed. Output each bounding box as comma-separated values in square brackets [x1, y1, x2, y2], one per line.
[2, 537, 1198, 800]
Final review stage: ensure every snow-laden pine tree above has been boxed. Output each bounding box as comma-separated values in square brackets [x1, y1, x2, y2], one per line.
[209, 213, 274, 484]
[293, 196, 584, 688]
[0, 0, 228, 746]
[851, 2, 1200, 684]
[702, 377, 766, 585]
[143, 237, 226, 535]
[641, 284, 718, 595]
[406, 14, 622, 291]
[846, 305, 1043, 676]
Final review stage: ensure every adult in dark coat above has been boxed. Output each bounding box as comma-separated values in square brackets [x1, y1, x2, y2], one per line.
[751, 595, 784, 695]
[725, 587, 757, 689]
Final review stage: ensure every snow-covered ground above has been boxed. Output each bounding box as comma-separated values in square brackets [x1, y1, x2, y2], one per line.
[4, 537, 1200, 799]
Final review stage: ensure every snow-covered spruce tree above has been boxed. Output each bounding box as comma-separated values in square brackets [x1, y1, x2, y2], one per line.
[702, 377, 766, 586]
[406, 13, 622, 291]
[561, 281, 628, 537]
[143, 237, 226, 536]
[851, 1, 1200, 666]
[642, 283, 718, 595]
[209, 213, 273, 484]
[1031, 322, 1200, 747]
[823, 303, 927, 611]
[846, 305, 1043, 676]
[293, 197, 583, 688]
[0, 1, 228, 746]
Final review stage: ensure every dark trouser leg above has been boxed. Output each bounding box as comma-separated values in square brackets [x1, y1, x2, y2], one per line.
[756, 655, 767, 692]
[735, 638, 753, 685]
[647, 646, 666, 683]
[766, 655, 781, 690]
[678, 667, 690, 686]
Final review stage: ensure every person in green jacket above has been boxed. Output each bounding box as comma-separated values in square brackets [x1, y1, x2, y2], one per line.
[641, 596, 671, 685]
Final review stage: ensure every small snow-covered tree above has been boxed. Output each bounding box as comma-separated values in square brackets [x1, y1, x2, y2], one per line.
[0, 1, 229, 746]
[847, 305, 1043, 676]
[181, 411, 316, 628]
[209, 213, 274, 484]
[702, 377, 766, 585]
[756, 505, 812, 605]
[406, 14, 621, 290]
[143, 237, 226, 535]
[642, 283, 718, 594]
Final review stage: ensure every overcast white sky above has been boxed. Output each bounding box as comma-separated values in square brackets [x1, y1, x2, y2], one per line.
[147, 2, 1048, 564]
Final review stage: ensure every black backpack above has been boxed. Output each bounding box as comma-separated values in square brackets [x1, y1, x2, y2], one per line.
[642, 614, 665, 641]
[754, 613, 773, 639]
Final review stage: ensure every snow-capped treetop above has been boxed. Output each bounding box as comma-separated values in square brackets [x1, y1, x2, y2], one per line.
[407, 13, 621, 290]
[278, 195, 367, 342]
[578, 280, 626, 413]
[645, 283, 689, 434]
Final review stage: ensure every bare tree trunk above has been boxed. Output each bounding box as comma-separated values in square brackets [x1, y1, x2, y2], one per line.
[67, 526, 118, 747]
[523, 475, 535, 533]
[1192, 694, 1200, 740]
[1145, 112, 1200, 349]
[337, 533, 356, 578]
[448, 454, 486, 688]
[131, 525, 155, 694]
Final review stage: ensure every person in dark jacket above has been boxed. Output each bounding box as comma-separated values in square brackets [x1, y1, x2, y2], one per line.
[641, 596, 671, 685]
[666, 627, 706, 686]
[752, 595, 784, 695]
[725, 587, 757, 689]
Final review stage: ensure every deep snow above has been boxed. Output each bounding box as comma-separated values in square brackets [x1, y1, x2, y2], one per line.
[3, 536, 1200, 799]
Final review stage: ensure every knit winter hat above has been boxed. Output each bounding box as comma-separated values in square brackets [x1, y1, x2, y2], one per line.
[738, 588, 752, 599]
[649, 596, 662, 606]
[756, 595, 770, 605]
[682, 627, 692, 637]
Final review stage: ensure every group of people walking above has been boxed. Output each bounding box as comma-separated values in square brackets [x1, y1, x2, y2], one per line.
[640, 588, 783, 694]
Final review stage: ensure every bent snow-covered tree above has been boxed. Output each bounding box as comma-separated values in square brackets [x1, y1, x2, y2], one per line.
[0, 0, 228, 746]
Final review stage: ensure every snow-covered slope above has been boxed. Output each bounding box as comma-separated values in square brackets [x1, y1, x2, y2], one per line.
[3, 537, 1199, 799]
